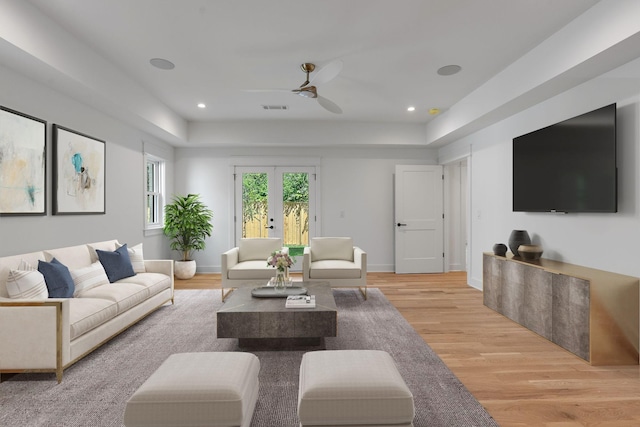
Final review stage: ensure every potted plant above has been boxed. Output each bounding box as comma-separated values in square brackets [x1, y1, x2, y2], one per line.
[163, 193, 213, 279]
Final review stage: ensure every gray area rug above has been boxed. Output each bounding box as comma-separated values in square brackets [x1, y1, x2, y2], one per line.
[0, 288, 498, 426]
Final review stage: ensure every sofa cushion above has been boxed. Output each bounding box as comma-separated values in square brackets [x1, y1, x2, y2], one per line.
[38, 258, 75, 298]
[310, 237, 353, 261]
[228, 261, 278, 280]
[78, 283, 149, 314]
[6, 268, 49, 299]
[96, 244, 136, 283]
[44, 245, 93, 270]
[309, 260, 361, 279]
[117, 272, 171, 297]
[117, 242, 146, 273]
[68, 297, 119, 340]
[87, 240, 119, 263]
[70, 261, 110, 296]
[238, 238, 282, 262]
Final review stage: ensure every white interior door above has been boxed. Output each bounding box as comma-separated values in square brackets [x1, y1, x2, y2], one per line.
[395, 165, 444, 273]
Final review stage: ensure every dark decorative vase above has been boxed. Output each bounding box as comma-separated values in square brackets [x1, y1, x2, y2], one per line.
[492, 243, 507, 257]
[508, 230, 531, 257]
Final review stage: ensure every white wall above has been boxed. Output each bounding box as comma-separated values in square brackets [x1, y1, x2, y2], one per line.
[440, 57, 640, 289]
[0, 63, 175, 258]
[173, 145, 438, 272]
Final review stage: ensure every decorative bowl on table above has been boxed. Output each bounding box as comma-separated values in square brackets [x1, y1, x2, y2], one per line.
[518, 244, 543, 261]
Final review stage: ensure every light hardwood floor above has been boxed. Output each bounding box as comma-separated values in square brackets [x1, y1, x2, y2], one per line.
[176, 272, 640, 426]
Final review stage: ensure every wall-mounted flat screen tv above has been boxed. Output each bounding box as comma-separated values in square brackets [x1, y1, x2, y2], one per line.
[513, 103, 617, 213]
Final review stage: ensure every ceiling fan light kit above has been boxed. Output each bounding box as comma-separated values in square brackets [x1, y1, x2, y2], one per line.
[294, 86, 318, 99]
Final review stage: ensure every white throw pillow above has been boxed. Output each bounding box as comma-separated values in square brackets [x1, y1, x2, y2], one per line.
[6, 268, 49, 299]
[310, 237, 354, 261]
[71, 261, 110, 296]
[116, 242, 146, 273]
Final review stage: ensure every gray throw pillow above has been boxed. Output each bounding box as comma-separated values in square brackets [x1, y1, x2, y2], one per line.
[96, 243, 136, 283]
[38, 258, 75, 298]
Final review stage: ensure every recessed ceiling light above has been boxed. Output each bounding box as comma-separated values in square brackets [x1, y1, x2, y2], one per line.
[150, 58, 175, 70]
[429, 108, 441, 115]
[437, 65, 461, 76]
[407, 106, 416, 112]
[197, 103, 206, 109]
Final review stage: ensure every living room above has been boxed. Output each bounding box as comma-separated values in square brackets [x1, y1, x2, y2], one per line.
[2, 0, 640, 425]
[2, 1, 640, 285]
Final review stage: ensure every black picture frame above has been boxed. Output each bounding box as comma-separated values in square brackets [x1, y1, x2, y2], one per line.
[52, 124, 106, 215]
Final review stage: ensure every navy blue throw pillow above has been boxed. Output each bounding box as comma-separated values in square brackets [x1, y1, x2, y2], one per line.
[38, 258, 75, 298]
[96, 244, 135, 283]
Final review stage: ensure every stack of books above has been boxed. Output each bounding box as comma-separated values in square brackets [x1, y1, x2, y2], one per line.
[285, 295, 316, 309]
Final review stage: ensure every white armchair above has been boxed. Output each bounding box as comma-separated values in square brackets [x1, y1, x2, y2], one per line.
[221, 238, 288, 300]
[303, 237, 367, 299]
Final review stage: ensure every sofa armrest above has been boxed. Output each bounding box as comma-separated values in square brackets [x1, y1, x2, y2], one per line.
[144, 259, 174, 277]
[0, 298, 70, 382]
[354, 247, 367, 277]
[221, 247, 240, 279]
[303, 246, 311, 281]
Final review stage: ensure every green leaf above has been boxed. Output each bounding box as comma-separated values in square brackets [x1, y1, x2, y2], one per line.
[163, 193, 213, 261]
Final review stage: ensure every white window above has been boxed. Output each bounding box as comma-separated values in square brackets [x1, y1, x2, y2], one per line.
[145, 155, 165, 229]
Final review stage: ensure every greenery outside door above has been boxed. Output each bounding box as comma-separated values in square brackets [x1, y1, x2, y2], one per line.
[235, 166, 315, 263]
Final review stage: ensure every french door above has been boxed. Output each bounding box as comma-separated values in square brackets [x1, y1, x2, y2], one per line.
[234, 166, 316, 268]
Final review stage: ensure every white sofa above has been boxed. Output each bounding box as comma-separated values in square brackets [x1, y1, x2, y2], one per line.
[303, 237, 367, 298]
[0, 240, 174, 382]
[221, 238, 289, 300]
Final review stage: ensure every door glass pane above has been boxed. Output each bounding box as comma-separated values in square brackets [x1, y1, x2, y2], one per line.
[242, 172, 269, 238]
[282, 172, 309, 257]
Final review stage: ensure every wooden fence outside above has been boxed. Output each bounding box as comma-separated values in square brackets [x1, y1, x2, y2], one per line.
[243, 203, 309, 246]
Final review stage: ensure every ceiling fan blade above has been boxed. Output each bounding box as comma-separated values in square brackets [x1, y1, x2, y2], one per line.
[243, 89, 291, 93]
[310, 59, 343, 85]
[317, 95, 343, 114]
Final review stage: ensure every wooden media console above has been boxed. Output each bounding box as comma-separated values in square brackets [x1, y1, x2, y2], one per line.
[483, 253, 639, 365]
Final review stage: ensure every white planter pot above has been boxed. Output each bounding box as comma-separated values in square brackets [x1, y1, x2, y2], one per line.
[174, 260, 196, 280]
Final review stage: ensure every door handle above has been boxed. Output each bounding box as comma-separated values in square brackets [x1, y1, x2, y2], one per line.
[397, 223, 407, 227]
[265, 225, 274, 229]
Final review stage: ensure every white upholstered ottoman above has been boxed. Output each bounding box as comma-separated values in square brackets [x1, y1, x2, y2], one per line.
[124, 352, 260, 427]
[298, 350, 415, 426]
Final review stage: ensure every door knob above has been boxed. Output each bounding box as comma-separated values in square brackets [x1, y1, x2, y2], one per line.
[265, 225, 274, 229]
[397, 223, 407, 227]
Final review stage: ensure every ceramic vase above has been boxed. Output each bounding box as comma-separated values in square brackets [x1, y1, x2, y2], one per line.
[508, 230, 531, 257]
[492, 243, 507, 257]
[518, 244, 544, 261]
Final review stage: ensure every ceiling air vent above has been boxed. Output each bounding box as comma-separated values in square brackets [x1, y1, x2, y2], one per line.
[262, 105, 289, 110]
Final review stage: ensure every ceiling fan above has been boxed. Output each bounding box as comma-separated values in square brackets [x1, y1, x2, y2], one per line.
[251, 60, 343, 114]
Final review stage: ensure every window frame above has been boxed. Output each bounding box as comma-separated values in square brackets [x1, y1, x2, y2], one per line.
[145, 154, 165, 231]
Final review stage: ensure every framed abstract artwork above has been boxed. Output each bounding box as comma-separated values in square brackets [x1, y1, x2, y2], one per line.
[53, 124, 106, 215]
[0, 106, 47, 216]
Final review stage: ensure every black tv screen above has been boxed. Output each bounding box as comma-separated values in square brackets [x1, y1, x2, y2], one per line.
[513, 103, 617, 213]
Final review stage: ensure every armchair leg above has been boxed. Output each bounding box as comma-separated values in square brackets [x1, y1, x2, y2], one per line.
[221, 287, 234, 302]
[359, 286, 367, 300]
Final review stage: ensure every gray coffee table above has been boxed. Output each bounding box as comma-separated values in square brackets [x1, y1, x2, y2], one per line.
[216, 281, 337, 349]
